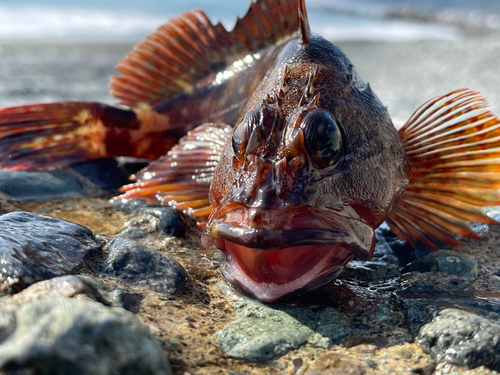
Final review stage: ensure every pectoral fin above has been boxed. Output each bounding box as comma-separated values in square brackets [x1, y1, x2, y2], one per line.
[114, 122, 232, 224]
[387, 89, 500, 249]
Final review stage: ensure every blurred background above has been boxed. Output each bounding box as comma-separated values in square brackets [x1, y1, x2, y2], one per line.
[0, 0, 499, 126]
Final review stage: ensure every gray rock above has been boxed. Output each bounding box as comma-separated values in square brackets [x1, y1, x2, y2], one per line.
[0, 169, 84, 199]
[119, 208, 189, 239]
[418, 308, 500, 370]
[218, 301, 351, 362]
[70, 158, 130, 191]
[0, 212, 100, 294]
[403, 250, 478, 280]
[102, 238, 187, 295]
[1, 275, 108, 310]
[0, 298, 172, 375]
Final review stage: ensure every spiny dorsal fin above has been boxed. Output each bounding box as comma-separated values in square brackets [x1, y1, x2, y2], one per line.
[110, 0, 303, 107]
[298, 0, 311, 43]
[387, 89, 500, 249]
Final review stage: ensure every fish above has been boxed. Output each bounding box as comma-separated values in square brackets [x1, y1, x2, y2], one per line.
[1, 0, 500, 302]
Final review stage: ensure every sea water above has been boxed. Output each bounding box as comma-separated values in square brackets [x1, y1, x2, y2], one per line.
[0, 0, 499, 43]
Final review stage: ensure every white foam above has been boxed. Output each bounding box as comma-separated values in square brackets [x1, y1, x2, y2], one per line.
[0, 2, 462, 43]
[0, 6, 167, 42]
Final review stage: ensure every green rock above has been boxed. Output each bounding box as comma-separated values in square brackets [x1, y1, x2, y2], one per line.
[218, 301, 351, 362]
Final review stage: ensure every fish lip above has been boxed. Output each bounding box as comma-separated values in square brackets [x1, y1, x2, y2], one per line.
[202, 205, 375, 260]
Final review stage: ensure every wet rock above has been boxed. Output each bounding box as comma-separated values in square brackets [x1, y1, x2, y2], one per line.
[395, 286, 500, 337]
[111, 198, 149, 214]
[102, 238, 187, 295]
[120, 208, 189, 238]
[0, 212, 100, 294]
[375, 224, 435, 267]
[71, 158, 133, 191]
[0, 298, 172, 374]
[107, 289, 144, 314]
[403, 250, 478, 280]
[342, 260, 400, 281]
[418, 308, 500, 370]
[0, 169, 84, 199]
[342, 228, 401, 281]
[218, 301, 351, 362]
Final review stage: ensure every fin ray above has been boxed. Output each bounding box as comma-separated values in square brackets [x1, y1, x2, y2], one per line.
[110, 0, 303, 106]
[388, 89, 500, 248]
[114, 122, 232, 223]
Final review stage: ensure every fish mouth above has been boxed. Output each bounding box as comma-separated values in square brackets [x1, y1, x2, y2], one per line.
[202, 205, 375, 302]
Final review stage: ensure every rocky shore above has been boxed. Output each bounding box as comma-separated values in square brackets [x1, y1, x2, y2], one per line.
[0, 161, 500, 375]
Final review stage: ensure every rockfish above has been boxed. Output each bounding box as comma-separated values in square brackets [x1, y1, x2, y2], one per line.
[1, 0, 500, 302]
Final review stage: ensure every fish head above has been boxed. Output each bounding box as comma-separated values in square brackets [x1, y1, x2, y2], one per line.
[202, 35, 409, 302]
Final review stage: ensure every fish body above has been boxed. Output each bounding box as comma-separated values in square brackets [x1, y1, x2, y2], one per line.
[1, 0, 500, 302]
[202, 35, 408, 300]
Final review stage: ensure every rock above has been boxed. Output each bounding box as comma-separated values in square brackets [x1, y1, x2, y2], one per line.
[0, 298, 172, 374]
[374, 224, 435, 267]
[218, 301, 351, 362]
[0, 275, 109, 311]
[342, 260, 401, 281]
[395, 286, 500, 337]
[0, 212, 100, 294]
[70, 158, 132, 191]
[102, 238, 187, 295]
[119, 208, 188, 238]
[418, 308, 500, 370]
[0, 169, 82, 200]
[107, 289, 144, 314]
[403, 250, 478, 280]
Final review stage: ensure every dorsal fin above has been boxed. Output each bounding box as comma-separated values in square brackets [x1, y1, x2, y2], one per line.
[110, 0, 303, 107]
[387, 89, 500, 249]
[298, 0, 311, 43]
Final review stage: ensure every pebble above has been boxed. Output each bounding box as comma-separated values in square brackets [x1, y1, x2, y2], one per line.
[0, 211, 100, 294]
[402, 250, 479, 280]
[218, 301, 351, 362]
[119, 207, 189, 238]
[107, 288, 144, 313]
[418, 308, 500, 370]
[102, 238, 188, 295]
[0, 298, 172, 374]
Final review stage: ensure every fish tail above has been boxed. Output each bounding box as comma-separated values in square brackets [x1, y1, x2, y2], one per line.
[388, 89, 500, 249]
[0, 102, 179, 170]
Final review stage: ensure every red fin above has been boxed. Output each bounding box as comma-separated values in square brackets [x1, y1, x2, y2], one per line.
[110, 0, 304, 107]
[0, 102, 143, 169]
[114, 122, 232, 224]
[388, 89, 500, 249]
[0, 102, 198, 170]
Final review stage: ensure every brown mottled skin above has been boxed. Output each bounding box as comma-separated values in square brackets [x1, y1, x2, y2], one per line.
[199, 34, 410, 300]
[209, 35, 408, 231]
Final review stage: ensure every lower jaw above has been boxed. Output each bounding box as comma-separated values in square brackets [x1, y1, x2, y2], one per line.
[219, 241, 354, 302]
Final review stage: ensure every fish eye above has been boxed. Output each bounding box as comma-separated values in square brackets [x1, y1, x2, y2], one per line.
[232, 109, 261, 158]
[302, 109, 343, 170]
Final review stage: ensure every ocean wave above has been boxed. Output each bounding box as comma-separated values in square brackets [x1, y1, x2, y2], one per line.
[0, 6, 168, 42]
[0, 3, 465, 43]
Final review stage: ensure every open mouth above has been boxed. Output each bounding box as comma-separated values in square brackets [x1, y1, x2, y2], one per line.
[202, 205, 375, 302]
